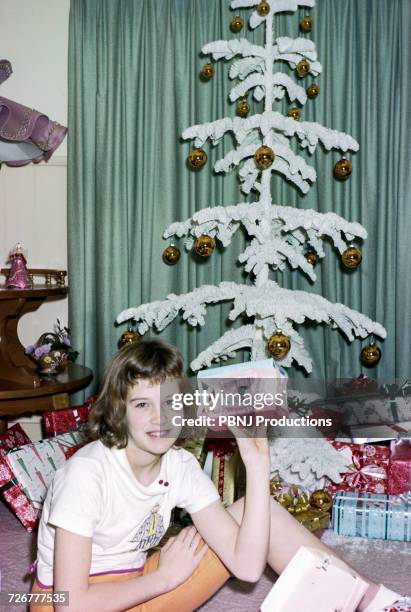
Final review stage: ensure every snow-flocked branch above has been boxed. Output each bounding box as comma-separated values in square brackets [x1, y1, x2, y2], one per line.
[183, 112, 358, 194]
[163, 201, 367, 283]
[117, 281, 386, 372]
[183, 112, 358, 154]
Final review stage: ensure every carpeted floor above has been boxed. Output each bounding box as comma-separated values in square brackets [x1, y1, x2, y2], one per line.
[0, 499, 410, 612]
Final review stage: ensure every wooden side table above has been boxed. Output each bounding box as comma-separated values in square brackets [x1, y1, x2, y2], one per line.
[0, 269, 93, 432]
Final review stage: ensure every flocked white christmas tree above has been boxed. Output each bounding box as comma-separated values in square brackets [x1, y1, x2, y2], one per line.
[117, 0, 386, 377]
[116, 0, 390, 489]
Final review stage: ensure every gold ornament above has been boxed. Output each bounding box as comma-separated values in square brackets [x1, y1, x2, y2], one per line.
[237, 100, 250, 118]
[254, 145, 275, 170]
[194, 234, 216, 257]
[162, 245, 181, 265]
[360, 343, 382, 367]
[296, 59, 311, 78]
[341, 245, 362, 270]
[300, 15, 313, 32]
[334, 158, 353, 180]
[306, 83, 320, 99]
[187, 148, 208, 170]
[119, 328, 140, 348]
[310, 489, 333, 512]
[267, 331, 291, 360]
[305, 250, 318, 267]
[287, 107, 301, 121]
[257, 1, 271, 16]
[230, 15, 244, 32]
[200, 63, 215, 80]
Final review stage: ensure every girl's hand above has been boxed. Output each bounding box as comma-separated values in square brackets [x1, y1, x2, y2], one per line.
[156, 526, 209, 590]
[229, 423, 270, 470]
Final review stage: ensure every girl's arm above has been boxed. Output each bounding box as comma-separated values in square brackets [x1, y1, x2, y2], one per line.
[54, 525, 208, 612]
[191, 433, 271, 582]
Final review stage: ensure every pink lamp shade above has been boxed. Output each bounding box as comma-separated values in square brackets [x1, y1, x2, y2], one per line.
[0, 59, 67, 167]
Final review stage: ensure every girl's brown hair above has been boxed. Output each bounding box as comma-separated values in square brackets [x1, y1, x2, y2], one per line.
[87, 338, 183, 448]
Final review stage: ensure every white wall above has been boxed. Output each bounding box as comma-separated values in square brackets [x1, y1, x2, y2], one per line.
[0, 0, 69, 155]
[1, 0, 70, 439]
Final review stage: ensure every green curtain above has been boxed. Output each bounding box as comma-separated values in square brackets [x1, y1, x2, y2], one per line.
[68, 0, 411, 394]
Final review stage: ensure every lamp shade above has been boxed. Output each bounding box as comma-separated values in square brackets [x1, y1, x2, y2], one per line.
[0, 59, 67, 167]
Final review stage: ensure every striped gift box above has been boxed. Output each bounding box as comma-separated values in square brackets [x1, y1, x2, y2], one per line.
[332, 491, 411, 542]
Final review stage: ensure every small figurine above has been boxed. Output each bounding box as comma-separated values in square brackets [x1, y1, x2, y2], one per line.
[6, 243, 32, 289]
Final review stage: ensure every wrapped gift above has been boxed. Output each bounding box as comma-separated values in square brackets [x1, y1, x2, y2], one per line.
[197, 359, 288, 432]
[197, 358, 287, 382]
[0, 423, 31, 449]
[309, 404, 344, 434]
[0, 424, 39, 531]
[43, 395, 97, 435]
[0, 475, 40, 531]
[207, 439, 239, 506]
[332, 491, 411, 541]
[320, 379, 411, 433]
[295, 508, 331, 532]
[379, 383, 411, 424]
[350, 422, 411, 443]
[272, 485, 333, 533]
[5, 429, 88, 508]
[269, 478, 301, 498]
[346, 398, 411, 428]
[174, 437, 207, 468]
[334, 374, 379, 396]
[327, 441, 389, 496]
[261, 545, 369, 612]
[0, 430, 89, 530]
[63, 441, 90, 460]
[388, 438, 411, 495]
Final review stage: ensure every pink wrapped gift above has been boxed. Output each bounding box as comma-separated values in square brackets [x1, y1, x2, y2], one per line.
[261, 546, 369, 612]
[43, 395, 97, 435]
[327, 441, 389, 496]
[388, 438, 411, 495]
[197, 358, 288, 433]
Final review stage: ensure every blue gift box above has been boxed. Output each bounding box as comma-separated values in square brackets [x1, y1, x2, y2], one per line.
[332, 491, 411, 541]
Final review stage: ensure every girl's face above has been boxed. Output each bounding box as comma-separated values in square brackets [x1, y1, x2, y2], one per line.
[125, 378, 181, 456]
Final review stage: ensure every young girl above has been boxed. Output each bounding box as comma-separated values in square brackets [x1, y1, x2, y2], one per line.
[31, 339, 405, 612]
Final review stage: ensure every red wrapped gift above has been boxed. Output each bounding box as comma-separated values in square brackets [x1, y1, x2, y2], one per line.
[0, 425, 39, 531]
[334, 374, 379, 396]
[387, 438, 411, 495]
[206, 439, 239, 506]
[327, 441, 389, 496]
[309, 405, 344, 434]
[0, 475, 39, 531]
[0, 423, 31, 449]
[63, 442, 89, 460]
[43, 395, 97, 435]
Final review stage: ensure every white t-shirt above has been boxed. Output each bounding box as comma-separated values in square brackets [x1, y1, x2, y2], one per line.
[36, 440, 220, 586]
